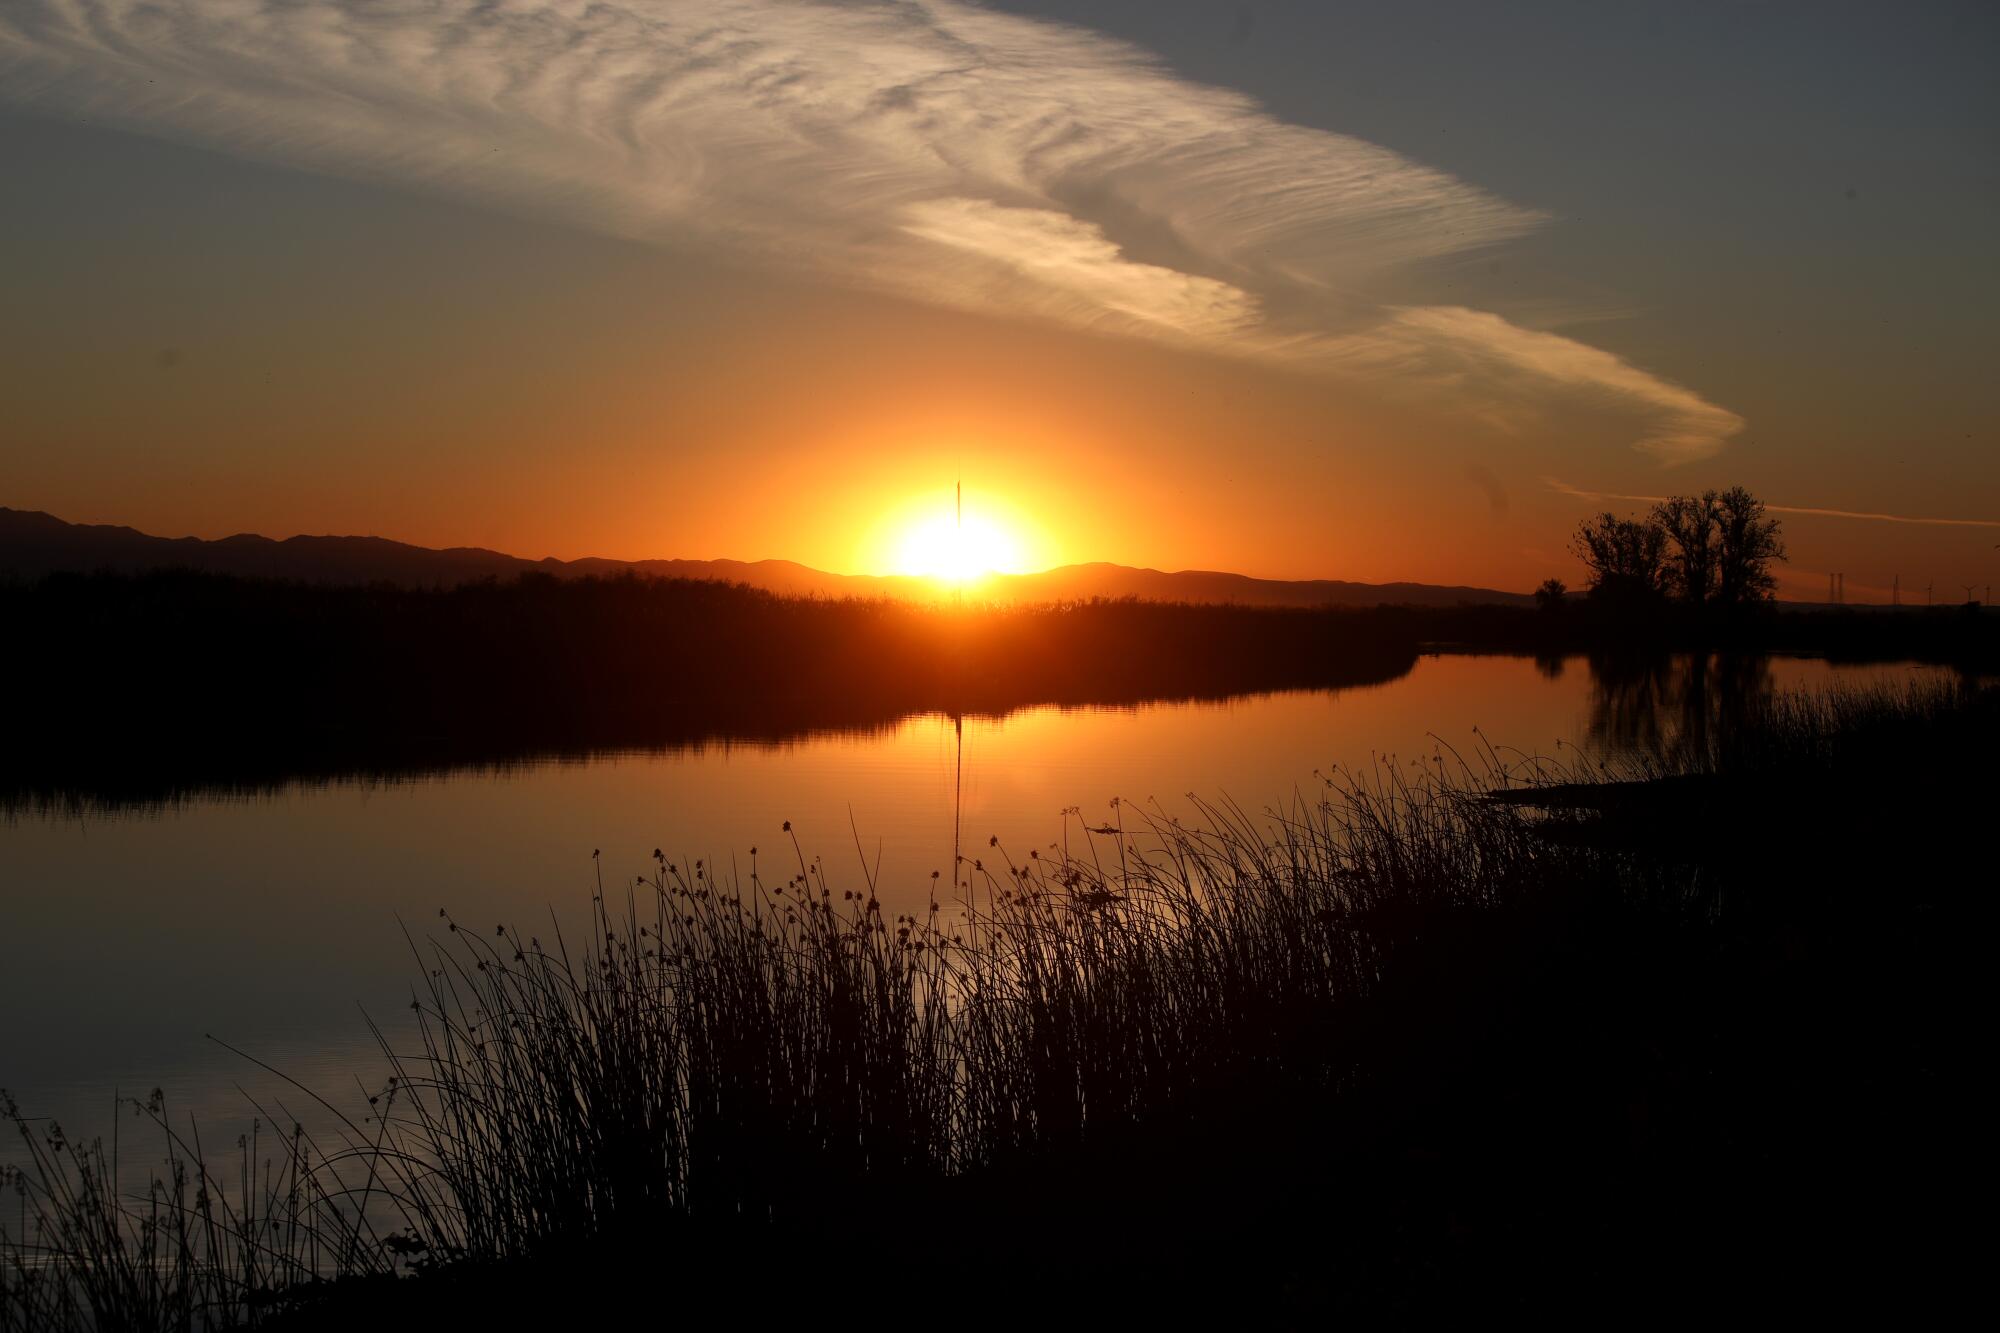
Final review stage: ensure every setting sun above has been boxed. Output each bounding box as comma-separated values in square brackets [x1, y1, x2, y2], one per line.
[894, 512, 1024, 583]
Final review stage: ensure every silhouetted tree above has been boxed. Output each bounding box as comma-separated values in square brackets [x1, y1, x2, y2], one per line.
[1653, 491, 1721, 607]
[1571, 513, 1668, 605]
[1577, 489, 1784, 613]
[1534, 577, 1567, 610]
[1714, 486, 1785, 606]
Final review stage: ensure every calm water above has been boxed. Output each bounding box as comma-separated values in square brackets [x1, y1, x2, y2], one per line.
[0, 652, 1946, 1147]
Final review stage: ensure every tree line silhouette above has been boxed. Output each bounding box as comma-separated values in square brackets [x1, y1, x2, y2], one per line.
[1540, 486, 1786, 612]
[1, 571, 1419, 811]
[3, 544, 1990, 811]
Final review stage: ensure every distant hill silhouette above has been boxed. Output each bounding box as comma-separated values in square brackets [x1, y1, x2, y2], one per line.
[0, 506, 1532, 608]
[989, 561, 1532, 609]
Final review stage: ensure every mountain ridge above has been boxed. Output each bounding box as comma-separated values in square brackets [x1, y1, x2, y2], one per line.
[0, 507, 1534, 608]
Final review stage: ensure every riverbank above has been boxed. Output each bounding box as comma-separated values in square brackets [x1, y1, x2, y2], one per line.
[5, 569, 1992, 812]
[5, 677, 1985, 1326]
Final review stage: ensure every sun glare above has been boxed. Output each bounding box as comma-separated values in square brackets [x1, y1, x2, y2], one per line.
[895, 513, 1024, 584]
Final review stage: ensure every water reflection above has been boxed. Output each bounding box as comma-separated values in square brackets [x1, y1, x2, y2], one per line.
[0, 653, 1953, 1161]
[1585, 652, 1776, 760]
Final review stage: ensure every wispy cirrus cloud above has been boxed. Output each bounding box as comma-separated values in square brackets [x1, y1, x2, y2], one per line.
[1544, 478, 2000, 527]
[1307, 308, 1745, 464]
[0, 0, 1743, 461]
[899, 198, 1261, 340]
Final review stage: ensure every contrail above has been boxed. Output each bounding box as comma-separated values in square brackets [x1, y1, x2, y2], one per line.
[1543, 477, 2000, 528]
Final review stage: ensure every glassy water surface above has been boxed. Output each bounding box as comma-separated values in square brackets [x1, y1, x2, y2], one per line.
[0, 653, 1946, 1146]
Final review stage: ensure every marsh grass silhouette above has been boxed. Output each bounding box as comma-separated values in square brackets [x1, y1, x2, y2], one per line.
[1, 570, 1419, 814]
[0, 1090, 396, 1332]
[2, 569, 1990, 813]
[4, 678, 1987, 1326]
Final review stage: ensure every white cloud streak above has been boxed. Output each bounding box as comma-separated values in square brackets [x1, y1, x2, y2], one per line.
[1543, 478, 2000, 528]
[0, 0, 1743, 460]
[1301, 307, 1745, 464]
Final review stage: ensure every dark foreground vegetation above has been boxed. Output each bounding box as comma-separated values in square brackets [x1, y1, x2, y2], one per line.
[2, 570, 1418, 812]
[5, 679, 1989, 1326]
[2, 568, 1993, 812]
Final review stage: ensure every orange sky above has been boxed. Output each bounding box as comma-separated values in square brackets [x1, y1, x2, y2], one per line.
[4, 2, 1997, 600]
[9, 211, 1992, 600]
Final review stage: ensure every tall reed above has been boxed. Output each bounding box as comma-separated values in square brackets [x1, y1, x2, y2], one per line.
[4, 679, 1984, 1327]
